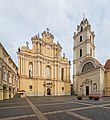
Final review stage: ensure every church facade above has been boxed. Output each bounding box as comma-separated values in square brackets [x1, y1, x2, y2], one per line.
[0, 43, 18, 100]
[17, 29, 71, 96]
[73, 18, 110, 96]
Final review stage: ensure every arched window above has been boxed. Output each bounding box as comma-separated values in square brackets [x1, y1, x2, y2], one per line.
[46, 66, 51, 79]
[80, 49, 82, 57]
[82, 62, 95, 72]
[93, 83, 97, 91]
[81, 26, 83, 32]
[80, 35, 82, 42]
[61, 68, 64, 81]
[29, 62, 33, 78]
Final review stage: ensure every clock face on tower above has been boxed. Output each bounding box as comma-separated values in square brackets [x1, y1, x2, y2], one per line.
[46, 66, 50, 78]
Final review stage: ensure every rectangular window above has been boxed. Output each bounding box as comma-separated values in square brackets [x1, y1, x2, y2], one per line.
[80, 49, 82, 57]
[90, 49, 92, 56]
[80, 35, 82, 42]
[29, 85, 32, 89]
[80, 27, 83, 32]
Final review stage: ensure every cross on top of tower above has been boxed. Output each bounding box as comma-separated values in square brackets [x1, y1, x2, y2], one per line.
[83, 13, 85, 20]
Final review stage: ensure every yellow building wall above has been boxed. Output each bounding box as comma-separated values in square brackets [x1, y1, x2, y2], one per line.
[105, 70, 110, 96]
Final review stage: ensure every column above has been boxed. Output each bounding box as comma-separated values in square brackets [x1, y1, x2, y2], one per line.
[57, 63, 60, 80]
[38, 61, 40, 77]
[40, 61, 42, 77]
[18, 56, 21, 75]
[42, 61, 44, 78]
[86, 43, 90, 55]
[0, 64, 3, 100]
[8, 72, 11, 84]
[21, 57, 23, 75]
[23, 57, 25, 75]
[22, 56, 25, 75]
[26, 58, 28, 77]
[51, 63, 53, 80]
[74, 49, 76, 60]
[0, 89, 3, 100]
[9, 88, 13, 98]
[33, 60, 35, 77]
[66, 66, 68, 82]
[36, 60, 38, 77]
[38, 42, 40, 53]
[0, 63, 2, 84]
[0, 84, 3, 100]
[55, 64, 57, 80]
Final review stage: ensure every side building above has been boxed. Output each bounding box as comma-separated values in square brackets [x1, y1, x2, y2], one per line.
[0, 43, 18, 100]
[17, 30, 71, 96]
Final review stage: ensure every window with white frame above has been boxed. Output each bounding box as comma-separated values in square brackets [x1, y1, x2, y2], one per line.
[46, 66, 51, 79]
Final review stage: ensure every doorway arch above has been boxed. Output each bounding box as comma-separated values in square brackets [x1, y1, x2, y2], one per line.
[47, 88, 51, 95]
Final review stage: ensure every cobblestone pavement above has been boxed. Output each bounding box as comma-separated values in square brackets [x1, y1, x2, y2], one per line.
[0, 96, 110, 120]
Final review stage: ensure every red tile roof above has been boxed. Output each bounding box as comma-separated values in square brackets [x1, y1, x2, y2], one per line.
[104, 59, 110, 70]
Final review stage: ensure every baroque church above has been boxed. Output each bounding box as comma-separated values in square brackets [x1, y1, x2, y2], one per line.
[17, 29, 71, 96]
[73, 17, 110, 96]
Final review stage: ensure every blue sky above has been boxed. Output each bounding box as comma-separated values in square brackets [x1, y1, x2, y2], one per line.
[0, 0, 110, 80]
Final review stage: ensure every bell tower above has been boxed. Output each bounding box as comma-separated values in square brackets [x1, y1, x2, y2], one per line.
[73, 17, 95, 94]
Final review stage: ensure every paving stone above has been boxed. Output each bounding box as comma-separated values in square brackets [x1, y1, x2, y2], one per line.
[45, 112, 80, 120]
[73, 107, 110, 120]
[13, 116, 39, 120]
[0, 102, 29, 108]
[36, 103, 89, 113]
[0, 107, 34, 119]
[0, 96, 110, 120]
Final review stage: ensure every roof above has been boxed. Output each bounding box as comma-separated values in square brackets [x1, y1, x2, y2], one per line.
[0, 42, 18, 69]
[104, 59, 110, 70]
[81, 57, 101, 67]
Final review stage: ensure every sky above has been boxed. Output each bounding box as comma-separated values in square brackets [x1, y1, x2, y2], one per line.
[0, 0, 110, 81]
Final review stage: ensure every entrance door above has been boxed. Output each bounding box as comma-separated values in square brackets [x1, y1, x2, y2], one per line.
[86, 86, 89, 95]
[47, 88, 51, 95]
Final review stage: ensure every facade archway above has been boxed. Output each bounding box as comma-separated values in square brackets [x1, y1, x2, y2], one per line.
[47, 88, 51, 95]
[80, 79, 92, 96]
